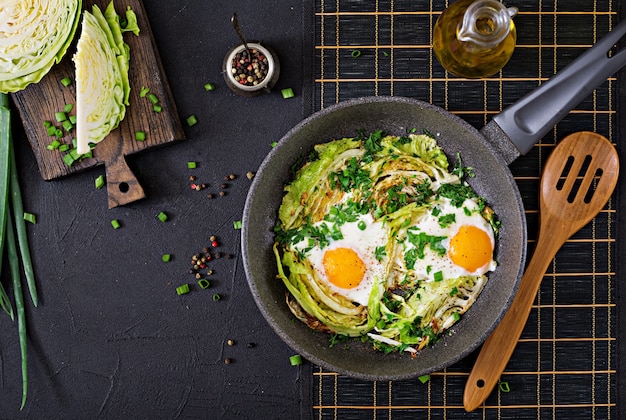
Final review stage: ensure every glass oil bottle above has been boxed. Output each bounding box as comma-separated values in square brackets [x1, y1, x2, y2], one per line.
[433, 0, 518, 78]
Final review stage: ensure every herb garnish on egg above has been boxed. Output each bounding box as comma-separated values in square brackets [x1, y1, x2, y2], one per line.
[274, 131, 499, 354]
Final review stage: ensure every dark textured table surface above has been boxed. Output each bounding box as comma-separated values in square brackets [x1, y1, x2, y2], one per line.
[1, 1, 624, 419]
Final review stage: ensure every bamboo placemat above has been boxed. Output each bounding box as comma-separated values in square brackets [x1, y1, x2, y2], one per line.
[311, 1, 620, 418]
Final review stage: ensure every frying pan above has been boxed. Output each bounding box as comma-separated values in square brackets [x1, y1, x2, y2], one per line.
[242, 20, 626, 381]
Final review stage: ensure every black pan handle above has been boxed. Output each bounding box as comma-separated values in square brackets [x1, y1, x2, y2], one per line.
[481, 19, 626, 165]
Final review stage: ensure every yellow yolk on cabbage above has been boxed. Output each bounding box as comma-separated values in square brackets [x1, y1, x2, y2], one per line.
[449, 225, 494, 272]
[322, 247, 366, 289]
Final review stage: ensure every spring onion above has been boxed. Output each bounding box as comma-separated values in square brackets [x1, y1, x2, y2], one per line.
[63, 104, 74, 113]
[233, 220, 242, 230]
[281, 88, 295, 99]
[153, 105, 162, 113]
[47, 140, 61, 151]
[157, 211, 168, 222]
[139, 86, 150, 97]
[187, 161, 197, 169]
[212, 293, 221, 301]
[161, 254, 171, 262]
[95, 175, 105, 190]
[176, 284, 190, 295]
[499, 381, 511, 393]
[22, 213, 36, 225]
[61, 77, 73, 87]
[198, 279, 210, 289]
[289, 354, 303, 366]
[111, 219, 121, 229]
[204, 83, 215, 91]
[418, 374, 431, 384]
[135, 131, 146, 141]
[351, 49, 362, 58]
[147, 93, 159, 104]
[186, 115, 198, 127]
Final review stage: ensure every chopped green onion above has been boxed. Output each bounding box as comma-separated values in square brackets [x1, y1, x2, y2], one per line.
[186, 115, 198, 127]
[204, 83, 215, 91]
[69, 115, 77, 125]
[95, 175, 105, 190]
[62, 153, 76, 167]
[357, 220, 366, 230]
[418, 374, 430, 384]
[176, 284, 190, 295]
[271, 141, 278, 148]
[22, 212, 36, 224]
[62, 120, 73, 132]
[153, 105, 162, 113]
[147, 93, 159, 104]
[499, 381, 511, 393]
[135, 131, 146, 141]
[63, 103, 73, 113]
[58, 144, 70, 152]
[157, 211, 168, 222]
[233, 220, 242, 230]
[46, 125, 57, 136]
[161, 253, 171, 262]
[139, 86, 150, 97]
[111, 219, 121, 229]
[47, 140, 61, 150]
[60, 77, 72, 87]
[452, 311, 461, 321]
[187, 161, 197, 169]
[198, 279, 210, 289]
[433, 271, 443, 282]
[281, 88, 295, 99]
[212, 293, 221, 301]
[55, 112, 67, 122]
[289, 354, 303, 366]
[54, 128, 63, 138]
[351, 49, 361, 58]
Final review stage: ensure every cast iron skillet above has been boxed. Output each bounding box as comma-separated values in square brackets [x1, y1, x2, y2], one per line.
[242, 21, 626, 381]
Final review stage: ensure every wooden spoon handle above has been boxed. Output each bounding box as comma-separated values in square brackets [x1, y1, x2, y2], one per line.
[463, 220, 568, 411]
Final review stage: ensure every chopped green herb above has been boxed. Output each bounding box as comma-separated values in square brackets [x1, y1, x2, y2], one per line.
[187, 161, 197, 169]
[433, 271, 443, 282]
[135, 131, 146, 141]
[452, 311, 461, 321]
[62, 153, 76, 167]
[95, 175, 105, 190]
[281, 88, 295, 99]
[58, 144, 70, 152]
[60, 77, 72, 87]
[139, 86, 150, 97]
[418, 374, 430, 384]
[233, 220, 243, 230]
[63, 104, 74, 113]
[186, 115, 198, 126]
[62, 120, 73, 132]
[153, 104, 162, 113]
[47, 140, 61, 150]
[204, 83, 215, 91]
[198, 279, 210, 289]
[69, 115, 77, 125]
[111, 219, 121, 229]
[271, 141, 278, 148]
[157, 211, 168, 222]
[147, 93, 159, 104]
[351, 49, 361, 58]
[499, 381, 511, 393]
[289, 354, 303, 366]
[212, 293, 221, 301]
[55, 112, 67, 122]
[176, 284, 190, 295]
[23, 212, 36, 224]
[161, 253, 171, 262]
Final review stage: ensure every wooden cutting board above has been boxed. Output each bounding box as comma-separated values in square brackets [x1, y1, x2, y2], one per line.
[11, 0, 185, 208]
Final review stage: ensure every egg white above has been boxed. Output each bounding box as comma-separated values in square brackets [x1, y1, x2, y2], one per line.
[292, 213, 389, 306]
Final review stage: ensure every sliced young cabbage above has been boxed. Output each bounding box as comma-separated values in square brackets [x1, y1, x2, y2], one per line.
[0, 0, 82, 93]
[73, 2, 139, 154]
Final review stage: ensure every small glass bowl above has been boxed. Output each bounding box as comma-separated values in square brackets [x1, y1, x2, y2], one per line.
[222, 42, 280, 97]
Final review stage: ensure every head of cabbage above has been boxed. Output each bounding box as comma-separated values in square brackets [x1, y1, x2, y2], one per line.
[0, 0, 82, 94]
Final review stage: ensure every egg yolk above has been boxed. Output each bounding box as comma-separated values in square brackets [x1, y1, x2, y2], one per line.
[449, 225, 493, 272]
[322, 247, 366, 289]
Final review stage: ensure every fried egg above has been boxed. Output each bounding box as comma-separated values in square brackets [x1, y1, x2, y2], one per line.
[399, 197, 496, 282]
[292, 213, 388, 306]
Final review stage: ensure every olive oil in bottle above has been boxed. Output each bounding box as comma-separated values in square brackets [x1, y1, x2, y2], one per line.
[433, 0, 518, 78]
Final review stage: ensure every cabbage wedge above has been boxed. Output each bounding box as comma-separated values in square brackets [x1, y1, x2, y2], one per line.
[0, 0, 82, 93]
[73, 2, 139, 154]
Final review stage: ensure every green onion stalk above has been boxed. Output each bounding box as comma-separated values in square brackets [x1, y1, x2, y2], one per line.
[1, 92, 39, 410]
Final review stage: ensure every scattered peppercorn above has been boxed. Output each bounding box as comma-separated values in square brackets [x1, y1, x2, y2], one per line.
[227, 339, 235, 346]
[246, 171, 255, 180]
[219, 191, 225, 197]
[224, 358, 232, 364]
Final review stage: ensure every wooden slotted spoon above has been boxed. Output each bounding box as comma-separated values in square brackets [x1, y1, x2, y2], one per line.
[463, 131, 620, 412]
